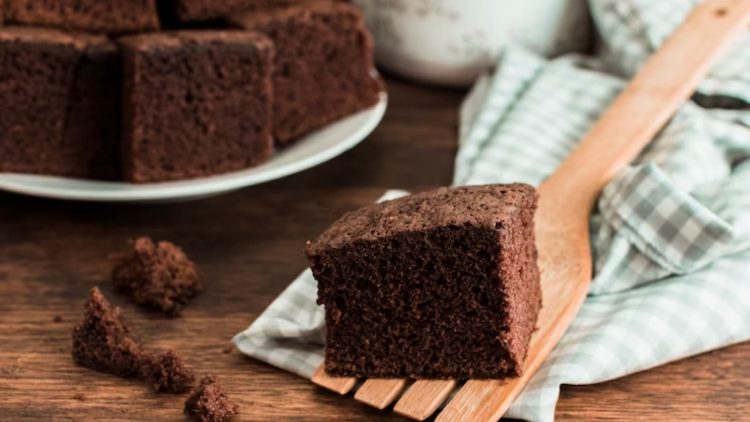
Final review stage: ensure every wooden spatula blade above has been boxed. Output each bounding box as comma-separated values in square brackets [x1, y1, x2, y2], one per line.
[311, 365, 357, 395]
[394, 380, 457, 420]
[354, 379, 408, 409]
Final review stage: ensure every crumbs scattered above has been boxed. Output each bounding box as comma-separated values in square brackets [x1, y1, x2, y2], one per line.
[222, 347, 232, 355]
[73, 393, 86, 401]
[53, 315, 63, 323]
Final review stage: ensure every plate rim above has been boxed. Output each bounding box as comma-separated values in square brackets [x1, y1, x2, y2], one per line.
[0, 93, 387, 202]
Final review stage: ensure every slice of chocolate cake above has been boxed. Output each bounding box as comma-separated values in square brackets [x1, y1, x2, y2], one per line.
[112, 236, 202, 316]
[0, 27, 120, 179]
[118, 31, 274, 183]
[306, 184, 541, 379]
[230, 1, 382, 145]
[184, 375, 239, 422]
[72, 287, 150, 378]
[6, 0, 159, 33]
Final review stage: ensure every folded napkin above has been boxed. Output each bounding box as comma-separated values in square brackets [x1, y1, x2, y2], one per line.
[234, 1, 750, 421]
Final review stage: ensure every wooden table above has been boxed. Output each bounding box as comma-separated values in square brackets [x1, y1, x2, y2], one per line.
[0, 79, 747, 421]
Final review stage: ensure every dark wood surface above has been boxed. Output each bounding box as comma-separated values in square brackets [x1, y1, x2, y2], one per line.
[0, 79, 748, 421]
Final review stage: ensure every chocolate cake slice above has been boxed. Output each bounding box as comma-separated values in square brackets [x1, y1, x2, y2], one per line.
[72, 287, 150, 378]
[118, 31, 274, 183]
[230, 1, 382, 145]
[306, 184, 541, 379]
[0, 27, 120, 179]
[184, 375, 239, 422]
[6, 0, 159, 33]
[112, 236, 202, 316]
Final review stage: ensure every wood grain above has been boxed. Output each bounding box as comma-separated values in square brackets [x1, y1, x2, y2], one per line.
[0, 78, 748, 421]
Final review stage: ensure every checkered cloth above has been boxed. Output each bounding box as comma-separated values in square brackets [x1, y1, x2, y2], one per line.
[234, 2, 750, 421]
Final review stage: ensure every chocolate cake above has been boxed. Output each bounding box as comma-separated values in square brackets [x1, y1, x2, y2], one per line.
[306, 184, 541, 379]
[6, 0, 159, 33]
[71, 287, 150, 378]
[184, 375, 239, 422]
[145, 350, 196, 393]
[112, 236, 202, 316]
[118, 31, 274, 182]
[0, 27, 120, 179]
[231, 1, 382, 145]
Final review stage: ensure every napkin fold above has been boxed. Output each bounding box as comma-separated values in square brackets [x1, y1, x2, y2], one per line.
[234, 2, 750, 421]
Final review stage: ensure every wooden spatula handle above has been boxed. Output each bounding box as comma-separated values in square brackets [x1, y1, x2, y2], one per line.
[544, 0, 750, 210]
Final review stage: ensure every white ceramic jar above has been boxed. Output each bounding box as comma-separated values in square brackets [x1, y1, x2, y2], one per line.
[353, 0, 591, 86]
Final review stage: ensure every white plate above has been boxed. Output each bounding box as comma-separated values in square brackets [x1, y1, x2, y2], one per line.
[0, 93, 387, 203]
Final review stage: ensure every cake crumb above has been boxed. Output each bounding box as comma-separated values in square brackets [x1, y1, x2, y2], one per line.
[184, 375, 239, 422]
[71, 287, 196, 394]
[71, 287, 149, 378]
[112, 236, 202, 316]
[53, 315, 63, 323]
[145, 350, 195, 393]
[221, 347, 232, 355]
[73, 392, 86, 401]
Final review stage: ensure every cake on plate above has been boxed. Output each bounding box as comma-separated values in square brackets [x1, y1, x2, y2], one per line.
[0, 27, 120, 179]
[118, 30, 274, 182]
[231, 1, 382, 145]
[0, 1, 383, 184]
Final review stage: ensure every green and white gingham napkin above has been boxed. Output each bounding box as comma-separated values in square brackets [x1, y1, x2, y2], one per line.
[234, 1, 750, 421]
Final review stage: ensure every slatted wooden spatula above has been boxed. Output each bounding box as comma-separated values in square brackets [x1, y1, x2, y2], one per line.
[311, 1, 750, 420]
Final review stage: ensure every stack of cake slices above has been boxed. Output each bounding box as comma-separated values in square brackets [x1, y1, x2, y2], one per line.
[0, 0, 382, 183]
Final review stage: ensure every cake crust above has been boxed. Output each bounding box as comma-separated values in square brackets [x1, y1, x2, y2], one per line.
[6, 0, 159, 33]
[307, 184, 541, 379]
[173, 0, 294, 22]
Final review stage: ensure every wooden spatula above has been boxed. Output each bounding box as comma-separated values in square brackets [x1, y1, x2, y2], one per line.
[311, 1, 750, 420]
